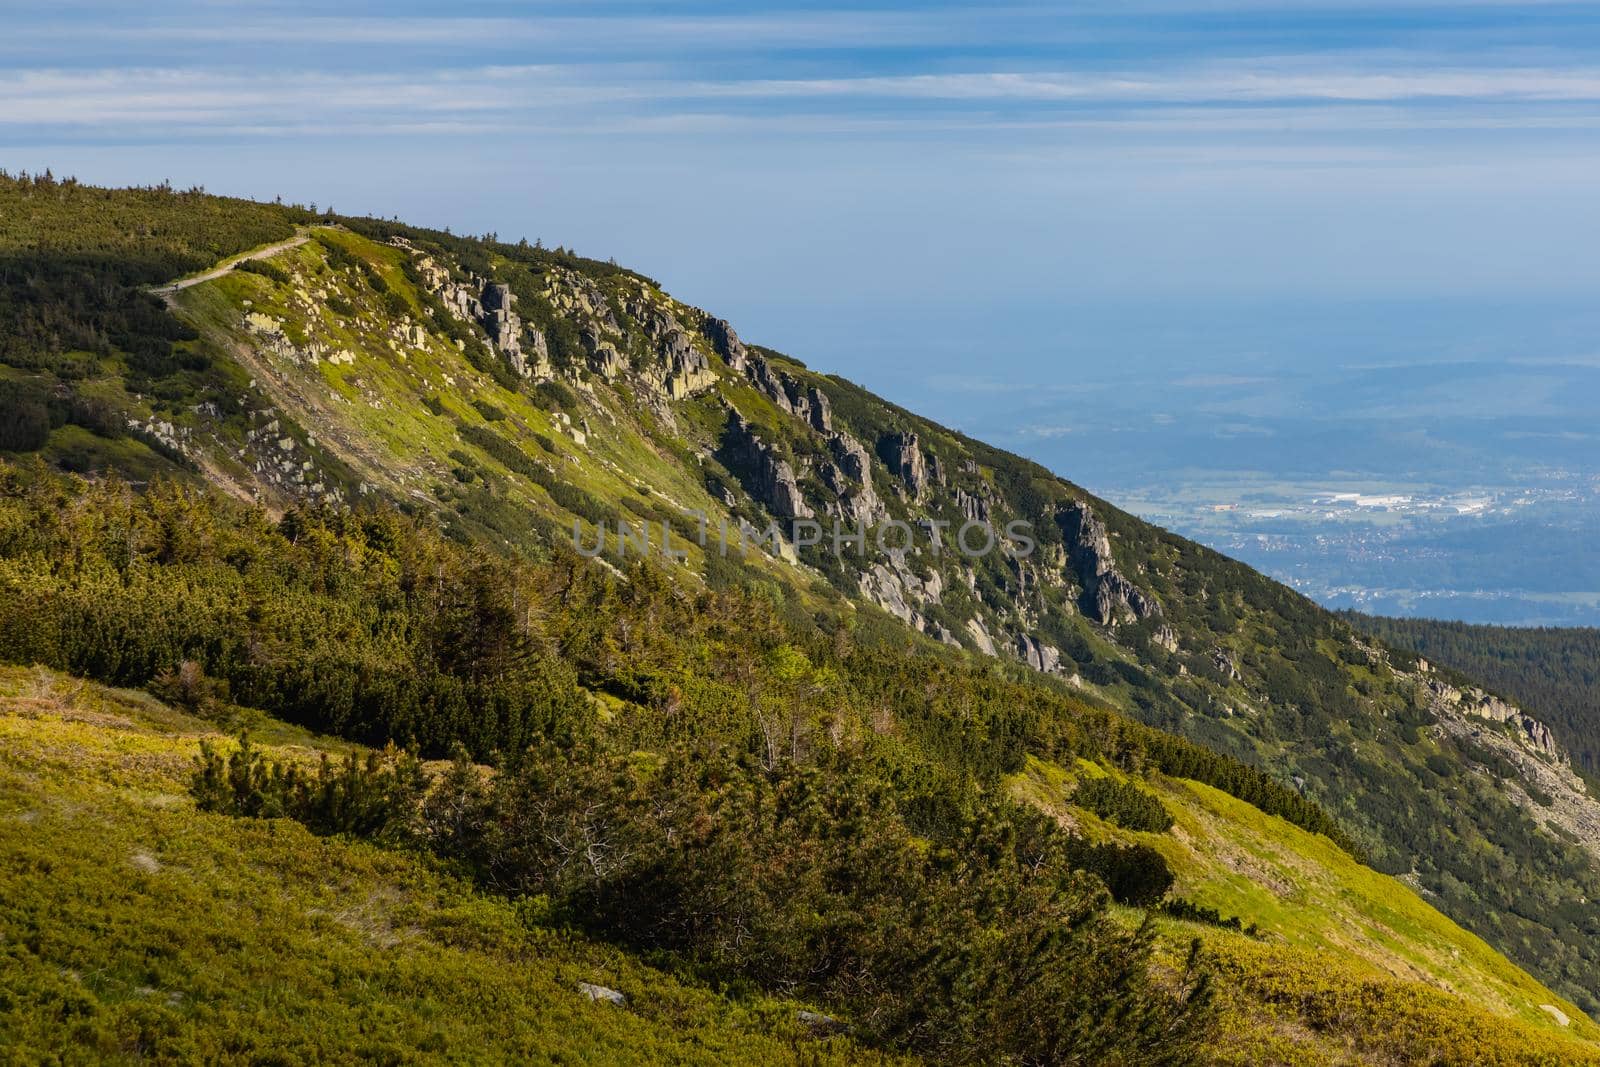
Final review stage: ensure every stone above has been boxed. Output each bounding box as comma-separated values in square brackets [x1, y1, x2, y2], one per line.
[1015, 633, 1062, 673]
[877, 431, 928, 497]
[796, 1010, 846, 1035]
[956, 487, 988, 523]
[807, 386, 833, 432]
[1210, 648, 1241, 681]
[1057, 501, 1159, 626]
[824, 431, 883, 524]
[577, 983, 626, 1007]
[723, 414, 813, 520]
[704, 316, 748, 372]
[965, 616, 998, 657]
[1153, 624, 1180, 652]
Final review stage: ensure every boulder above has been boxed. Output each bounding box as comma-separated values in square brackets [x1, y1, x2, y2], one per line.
[577, 983, 626, 1007]
[964, 616, 998, 657]
[807, 386, 833, 433]
[1016, 633, 1063, 673]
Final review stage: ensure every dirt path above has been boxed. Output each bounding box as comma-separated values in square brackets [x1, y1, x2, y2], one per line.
[150, 231, 311, 295]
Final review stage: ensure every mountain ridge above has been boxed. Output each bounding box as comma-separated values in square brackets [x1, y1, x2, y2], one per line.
[5, 170, 1600, 1052]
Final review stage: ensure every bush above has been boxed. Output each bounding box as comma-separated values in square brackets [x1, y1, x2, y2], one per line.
[192, 733, 425, 843]
[233, 258, 288, 284]
[472, 399, 507, 422]
[0, 390, 51, 452]
[1073, 776, 1175, 832]
[149, 659, 228, 718]
[1068, 840, 1176, 906]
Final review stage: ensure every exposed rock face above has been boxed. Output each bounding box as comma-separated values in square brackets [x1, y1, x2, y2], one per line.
[1016, 633, 1063, 673]
[704, 316, 748, 372]
[621, 292, 717, 399]
[1057, 501, 1158, 626]
[1428, 679, 1559, 759]
[723, 414, 812, 520]
[857, 553, 944, 631]
[746, 355, 793, 413]
[1210, 648, 1241, 681]
[478, 282, 527, 376]
[878, 431, 928, 497]
[1425, 678, 1600, 856]
[965, 616, 998, 657]
[823, 431, 883, 525]
[1153, 624, 1180, 653]
[806, 386, 832, 433]
[956, 487, 988, 523]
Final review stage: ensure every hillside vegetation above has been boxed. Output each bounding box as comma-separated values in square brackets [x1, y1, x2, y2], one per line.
[0, 665, 903, 1065]
[1349, 613, 1600, 775]
[5, 171, 1600, 1058]
[1, 466, 1597, 1063]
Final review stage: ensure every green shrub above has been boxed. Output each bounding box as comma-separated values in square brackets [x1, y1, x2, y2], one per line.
[1073, 776, 1176, 832]
[233, 258, 288, 284]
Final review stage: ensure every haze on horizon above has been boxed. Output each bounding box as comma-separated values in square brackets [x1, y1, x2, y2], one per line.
[7, 0, 1600, 621]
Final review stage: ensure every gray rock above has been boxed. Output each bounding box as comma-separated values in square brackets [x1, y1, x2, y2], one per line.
[1016, 633, 1063, 673]
[796, 1010, 846, 1035]
[964, 616, 998, 657]
[1153, 624, 1180, 652]
[807, 386, 833, 433]
[724, 414, 813, 520]
[577, 982, 626, 1007]
[704, 317, 748, 372]
[956, 487, 988, 522]
[824, 431, 883, 524]
[1058, 501, 1159, 626]
[878, 431, 928, 497]
[1210, 648, 1242, 681]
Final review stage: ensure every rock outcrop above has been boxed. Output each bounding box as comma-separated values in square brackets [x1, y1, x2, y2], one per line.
[1016, 633, 1064, 673]
[1428, 679, 1559, 759]
[857, 553, 944, 631]
[478, 282, 529, 376]
[821, 431, 884, 525]
[878, 431, 928, 497]
[723, 414, 812, 520]
[704, 316, 748, 372]
[1058, 501, 1158, 626]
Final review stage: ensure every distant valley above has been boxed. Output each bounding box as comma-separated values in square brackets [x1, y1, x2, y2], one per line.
[796, 297, 1600, 625]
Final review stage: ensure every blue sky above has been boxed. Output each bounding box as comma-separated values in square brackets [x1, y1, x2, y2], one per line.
[6, 1, 1600, 424]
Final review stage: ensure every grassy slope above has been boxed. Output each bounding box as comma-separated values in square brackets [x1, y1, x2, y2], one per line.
[3, 656, 1595, 1065]
[169, 228, 802, 589]
[15, 185, 1596, 1055]
[0, 665, 898, 1066]
[1013, 758, 1600, 1065]
[156, 221, 1600, 1024]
